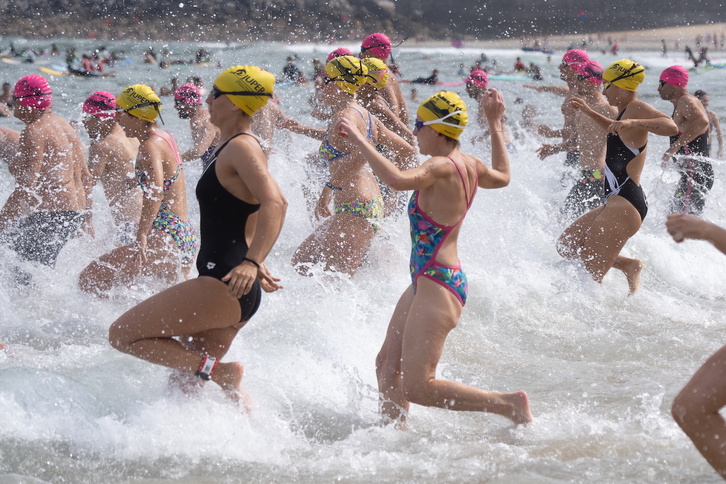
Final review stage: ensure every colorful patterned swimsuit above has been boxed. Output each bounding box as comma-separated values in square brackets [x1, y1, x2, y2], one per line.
[135, 133, 198, 264]
[409, 157, 477, 306]
[319, 106, 384, 231]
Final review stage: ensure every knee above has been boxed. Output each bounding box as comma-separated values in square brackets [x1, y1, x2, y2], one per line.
[78, 262, 109, 296]
[108, 320, 131, 353]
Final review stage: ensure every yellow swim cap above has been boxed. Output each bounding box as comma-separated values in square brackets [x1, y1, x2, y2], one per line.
[324, 55, 369, 94]
[416, 91, 468, 140]
[214, 65, 275, 115]
[361, 57, 389, 89]
[117, 84, 162, 122]
[603, 59, 645, 92]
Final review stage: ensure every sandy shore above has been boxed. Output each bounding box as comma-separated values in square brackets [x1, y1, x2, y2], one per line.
[411, 23, 726, 52]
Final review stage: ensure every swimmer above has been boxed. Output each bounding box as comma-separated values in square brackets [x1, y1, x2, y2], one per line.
[338, 89, 531, 427]
[173, 83, 219, 167]
[291, 56, 415, 276]
[0, 75, 90, 269]
[465, 70, 512, 146]
[82, 91, 142, 244]
[694, 90, 724, 159]
[535, 50, 590, 169]
[667, 212, 726, 479]
[658, 67, 712, 215]
[79, 84, 198, 296]
[109, 65, 287, 406]
[560, 60, 616, 219]
[360, 33, 409, 125]
[357, 57, 416, 215]
[559, 59, 678, 294]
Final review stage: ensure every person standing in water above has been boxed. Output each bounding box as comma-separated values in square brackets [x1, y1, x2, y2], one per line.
[291, 56, 414, 276]
[82, 91, 142, 245]
[658, 66, 712, 215]
[0, 75, 90, 269]
[109, 65, 287, 405]
[173, 83, 219, 167]
[694, 89, 724, 160]
[667, 212, 726, 480]
[79, 84, 198, 296]
[559, 59, 678, 294]
[360, 33, 409, 125]
[560, 60, 616, 219]
[338, 90, 532, 427]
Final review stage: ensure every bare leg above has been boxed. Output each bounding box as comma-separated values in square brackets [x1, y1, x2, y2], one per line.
[557, 206, 606, 259]
[398, 279, 532, 424]
[612, 255, 643, 295]
[79, 232, 181, 297]
[109, 277, 250, 404]
[673, 345, 726, 478]
[292, 212, 376, 277]
[376, 287, 415, 427]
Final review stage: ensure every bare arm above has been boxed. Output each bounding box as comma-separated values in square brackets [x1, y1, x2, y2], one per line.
[277, 117, 325, 141]
[0, 127, 44, 231]
[181, 120, 216, 163]
[220, 138, 287, 296]
[478, 89, 510, 188]
[710, 110, 724, 158]
[667, 212, 726, 255]
[664, 98, 710, 160]
[524, 85, 570, 97]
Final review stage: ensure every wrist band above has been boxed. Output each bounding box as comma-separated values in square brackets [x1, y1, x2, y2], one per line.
[325, 182, 342, 191]
[243, 257, 260, 269]
[195, 354, 218, 381]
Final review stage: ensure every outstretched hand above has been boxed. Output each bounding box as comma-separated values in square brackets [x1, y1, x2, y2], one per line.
[666, 212, 709, 243]
[258, 263, 283, 293]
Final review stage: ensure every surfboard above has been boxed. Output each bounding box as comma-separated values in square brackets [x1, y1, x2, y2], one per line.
[39, 66, 66, 76]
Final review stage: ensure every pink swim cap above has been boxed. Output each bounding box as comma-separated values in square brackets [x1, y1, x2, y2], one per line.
[562, 49, 589, 69]
[361, 33, 392, 60]
[660, 65, 689, 87]
[326, 47, 353, 62]
[466, 69, 489, 88]
[14, 74, 52, 110]
[571, 60, 604, 86]
[174, 84, 202, 105]
[83, 91, 117, 118]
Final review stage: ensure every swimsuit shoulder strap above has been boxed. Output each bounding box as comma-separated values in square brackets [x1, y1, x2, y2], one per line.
[447, 157, 477, 209]
[214, 132, 262, 158]
[150, 132, 182, 166]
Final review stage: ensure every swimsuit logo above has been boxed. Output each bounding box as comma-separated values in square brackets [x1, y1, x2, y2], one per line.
[206, 262, 216, 270]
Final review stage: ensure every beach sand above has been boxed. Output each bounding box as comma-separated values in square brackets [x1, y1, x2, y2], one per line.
[412, 23, 726, 52]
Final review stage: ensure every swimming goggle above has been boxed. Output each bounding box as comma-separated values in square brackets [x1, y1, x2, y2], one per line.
[414, 110, 466, 131]
[116, 101, 164, 125]
[211, 86, 272, 99]
[13, 92, 51, 101]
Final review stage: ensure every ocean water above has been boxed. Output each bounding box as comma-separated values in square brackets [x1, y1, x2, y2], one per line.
[1, 39, 726, 483]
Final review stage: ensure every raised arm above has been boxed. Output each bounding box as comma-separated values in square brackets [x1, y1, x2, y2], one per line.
[478, 88, 510, 188]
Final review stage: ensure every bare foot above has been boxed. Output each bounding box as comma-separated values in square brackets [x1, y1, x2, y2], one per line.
[168, 369, 204, 397]
[621, 258, 644, 295]
[506, 391, 533, 424]
[213, 361, 252, 412]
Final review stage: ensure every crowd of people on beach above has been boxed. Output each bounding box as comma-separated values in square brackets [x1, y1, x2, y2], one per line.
[2, 32, 726, 478]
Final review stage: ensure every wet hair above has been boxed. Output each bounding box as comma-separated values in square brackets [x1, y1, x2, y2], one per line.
[694, 89, 708, 100]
